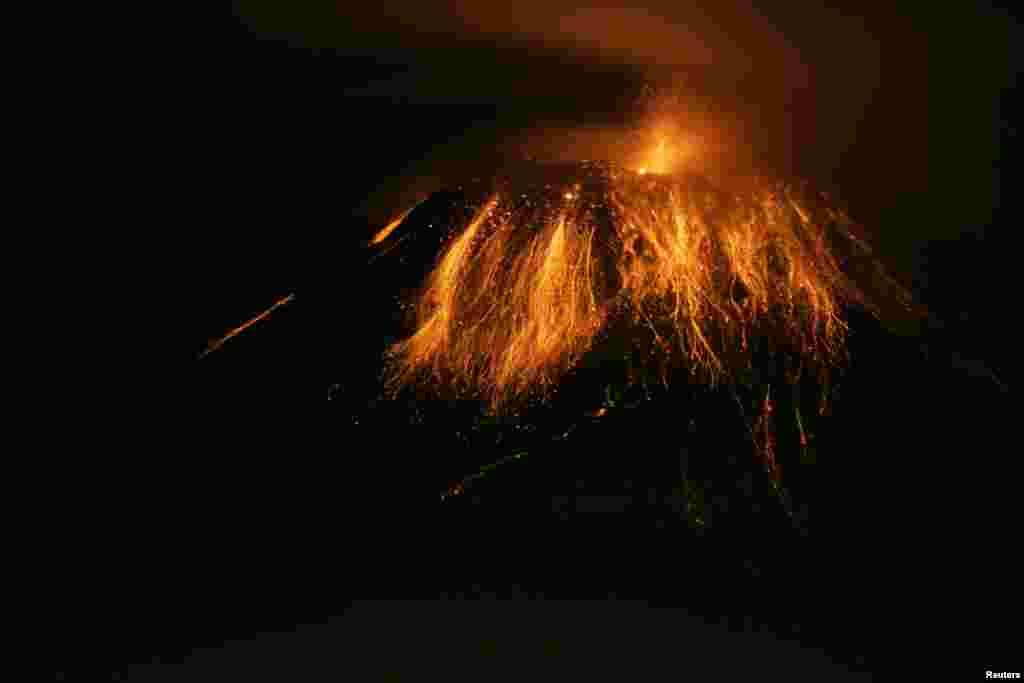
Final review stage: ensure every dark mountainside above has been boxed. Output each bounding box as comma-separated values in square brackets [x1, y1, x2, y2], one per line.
[64, 5, 1016, 681]
[133, 162, 1012, 681]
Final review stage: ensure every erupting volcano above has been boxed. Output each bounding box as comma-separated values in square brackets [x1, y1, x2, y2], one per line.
[371, 160, 922, 418]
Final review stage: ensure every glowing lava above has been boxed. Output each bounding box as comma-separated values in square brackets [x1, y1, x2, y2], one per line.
[377, 163, 921, 414]
[637, 133, 672, 175]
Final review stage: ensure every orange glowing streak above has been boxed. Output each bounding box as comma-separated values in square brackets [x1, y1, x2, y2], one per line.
[199, 293, 296, 359]
[371, 203, 420, 245]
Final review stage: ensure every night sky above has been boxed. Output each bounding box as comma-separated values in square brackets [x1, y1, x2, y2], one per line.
[75, 3, 1018, 680]
[206, 2, 1014, 305]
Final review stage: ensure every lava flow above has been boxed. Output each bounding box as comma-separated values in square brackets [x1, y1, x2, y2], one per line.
[371, 159, 921, 415]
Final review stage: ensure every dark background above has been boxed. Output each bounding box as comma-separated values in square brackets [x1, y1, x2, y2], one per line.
[66, 2, 1018, 680]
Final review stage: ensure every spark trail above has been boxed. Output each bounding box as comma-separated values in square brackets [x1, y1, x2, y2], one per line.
[199, 293, 296, 360]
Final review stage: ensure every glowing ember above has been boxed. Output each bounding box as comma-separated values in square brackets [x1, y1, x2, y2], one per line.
[370, 204, 420, 245]
[380, 162, 919, 414]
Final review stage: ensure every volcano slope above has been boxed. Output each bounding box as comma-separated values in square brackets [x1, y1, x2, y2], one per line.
[173, 160, 1014, 678]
